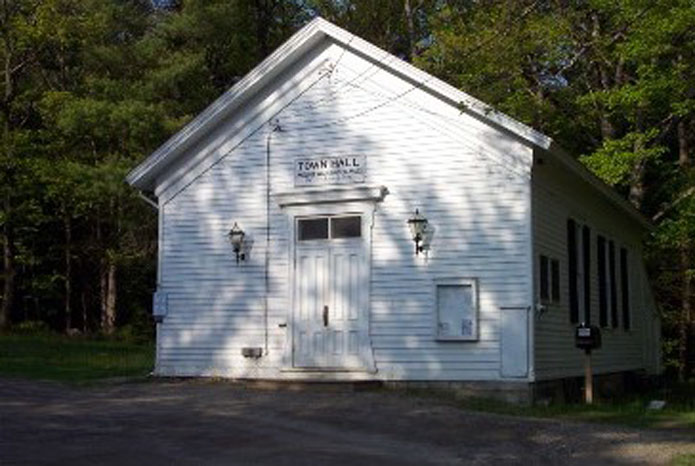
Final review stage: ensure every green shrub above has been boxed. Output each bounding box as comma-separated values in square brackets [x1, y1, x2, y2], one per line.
[114, 323, 153, 344]
[12, 320, 53, 336]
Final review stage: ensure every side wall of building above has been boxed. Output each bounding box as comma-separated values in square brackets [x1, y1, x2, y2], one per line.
[152, 38, 537, 381]
[531, 152, 660, 381]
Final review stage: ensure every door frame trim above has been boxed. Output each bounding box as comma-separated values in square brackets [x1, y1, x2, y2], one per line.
[279, 193, 385, 373]
[274, 185, 388, 207]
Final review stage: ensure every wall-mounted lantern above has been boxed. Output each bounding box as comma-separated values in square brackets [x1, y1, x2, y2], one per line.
[227, 222, 246, 263]
[407, 209, 428, 256]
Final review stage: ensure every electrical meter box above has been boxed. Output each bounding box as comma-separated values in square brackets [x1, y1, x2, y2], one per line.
[575, 323, 602, 351]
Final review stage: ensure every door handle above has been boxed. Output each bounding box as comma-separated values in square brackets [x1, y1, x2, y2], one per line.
[323, 305, 329, 327]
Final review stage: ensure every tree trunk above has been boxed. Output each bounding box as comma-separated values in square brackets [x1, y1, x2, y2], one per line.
[629, 112, 647, 210]
[0, 191, 13, 330]
[81, 289, 88, 333]
[628, 160, 646, 209]
[101, 260, 116, 334]
[679, 245, 691, 382]
[678, 118, 689, 169]
[64, 214, 72, 333]
[678, 118, 692, 381]
[592, 11, 615, 140]
[254, 0, 273, 60]
[403, 0, 416, 62]
[0, 39, 14, 330]
[100, 263, 107, 330]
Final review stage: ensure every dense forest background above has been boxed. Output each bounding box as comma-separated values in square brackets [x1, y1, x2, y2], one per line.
[0, 0, 693, 380]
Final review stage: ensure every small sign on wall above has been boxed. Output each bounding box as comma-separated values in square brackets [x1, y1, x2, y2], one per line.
[295, 155, 366, 186]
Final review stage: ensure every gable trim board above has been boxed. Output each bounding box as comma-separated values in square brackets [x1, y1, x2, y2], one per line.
[128, 17, 659, 390]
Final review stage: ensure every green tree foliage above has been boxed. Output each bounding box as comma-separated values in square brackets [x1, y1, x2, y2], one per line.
[0, 0, 312, 337]
[310, 0, 437, 61]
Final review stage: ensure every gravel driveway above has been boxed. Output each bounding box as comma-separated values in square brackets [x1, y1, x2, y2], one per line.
[1, 377, 693, 465]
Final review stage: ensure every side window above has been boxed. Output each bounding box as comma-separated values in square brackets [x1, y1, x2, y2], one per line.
[582, 225, 591, 324]
[609, 241, 618, 328]
[539, 255, 561, 304]
[567, 218, 591, 324]
[597, 235, 608, 327]
[434, 279, 478, 341]
[551, 259, 560, 302]
[599, 236, 619, 329]
[620, 247, 631, 330]
[567, 219, 579, 323]
[540, 255, 549, 301]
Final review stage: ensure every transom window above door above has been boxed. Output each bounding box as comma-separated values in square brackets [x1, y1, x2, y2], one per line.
[297, 216, 361, 241]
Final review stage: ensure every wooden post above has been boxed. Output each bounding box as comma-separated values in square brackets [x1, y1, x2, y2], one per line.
[584, 349, 593, 404]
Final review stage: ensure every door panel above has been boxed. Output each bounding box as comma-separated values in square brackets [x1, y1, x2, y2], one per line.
[295, 247, 329, 367]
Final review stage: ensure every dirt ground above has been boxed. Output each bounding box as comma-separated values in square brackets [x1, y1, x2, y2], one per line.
[1, 377, 693, 465]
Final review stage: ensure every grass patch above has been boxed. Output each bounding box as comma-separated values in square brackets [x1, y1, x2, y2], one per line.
[466, 397, 693, 430]
[672, 454, 695, 466]
[0, 333, 154, 383]
[406, 385, 695, 432]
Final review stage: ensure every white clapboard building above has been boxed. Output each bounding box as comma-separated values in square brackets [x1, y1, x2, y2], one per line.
[127, 18, 660, 400]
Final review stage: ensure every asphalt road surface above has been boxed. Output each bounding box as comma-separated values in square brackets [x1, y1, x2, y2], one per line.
[1, 378, 693, 465]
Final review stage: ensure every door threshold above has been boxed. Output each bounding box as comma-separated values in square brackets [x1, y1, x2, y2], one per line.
[281, 366, 376, 373]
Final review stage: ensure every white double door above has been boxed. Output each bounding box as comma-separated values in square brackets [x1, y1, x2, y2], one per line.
[293, 219, 370, 369]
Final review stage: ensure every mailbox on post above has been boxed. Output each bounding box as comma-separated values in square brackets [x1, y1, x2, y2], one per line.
[575, 322, 601, 405]
[575, 323, 601, 352]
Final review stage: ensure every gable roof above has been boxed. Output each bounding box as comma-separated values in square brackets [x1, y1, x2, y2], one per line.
[126, 16, 651, 231]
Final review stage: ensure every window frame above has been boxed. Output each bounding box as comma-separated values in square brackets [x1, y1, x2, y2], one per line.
[539, 254, 560, 304]
[567, 219, 579, 323]
[296, 215, 363, 242]
[568, 218, 592, 324]
[539, 254, 550, 302]
[609, 240, 618, 328]
[597, 234, 608, 328]
[551, 259, 560, 303]
[620, 246, 631, 330]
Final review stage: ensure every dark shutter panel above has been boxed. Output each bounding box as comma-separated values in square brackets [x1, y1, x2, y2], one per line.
[597, 235, 607, 327]
[540, 255, 549, 300]
[621, 247, 631, 330]
[567, 219, 578, 323]
[551, 259, 560, 302]
[582, 225, 591, 324]
[609, 241, 618, 328]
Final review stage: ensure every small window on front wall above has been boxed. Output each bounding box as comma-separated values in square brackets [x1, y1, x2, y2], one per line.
[434, 278, 478, 341]
[539, 255, 560, 303]
[297, 216, 361, 241]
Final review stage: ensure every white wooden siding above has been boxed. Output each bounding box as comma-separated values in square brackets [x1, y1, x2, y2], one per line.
[531, 153, 660, 380]
[154, 39, 535, 380]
